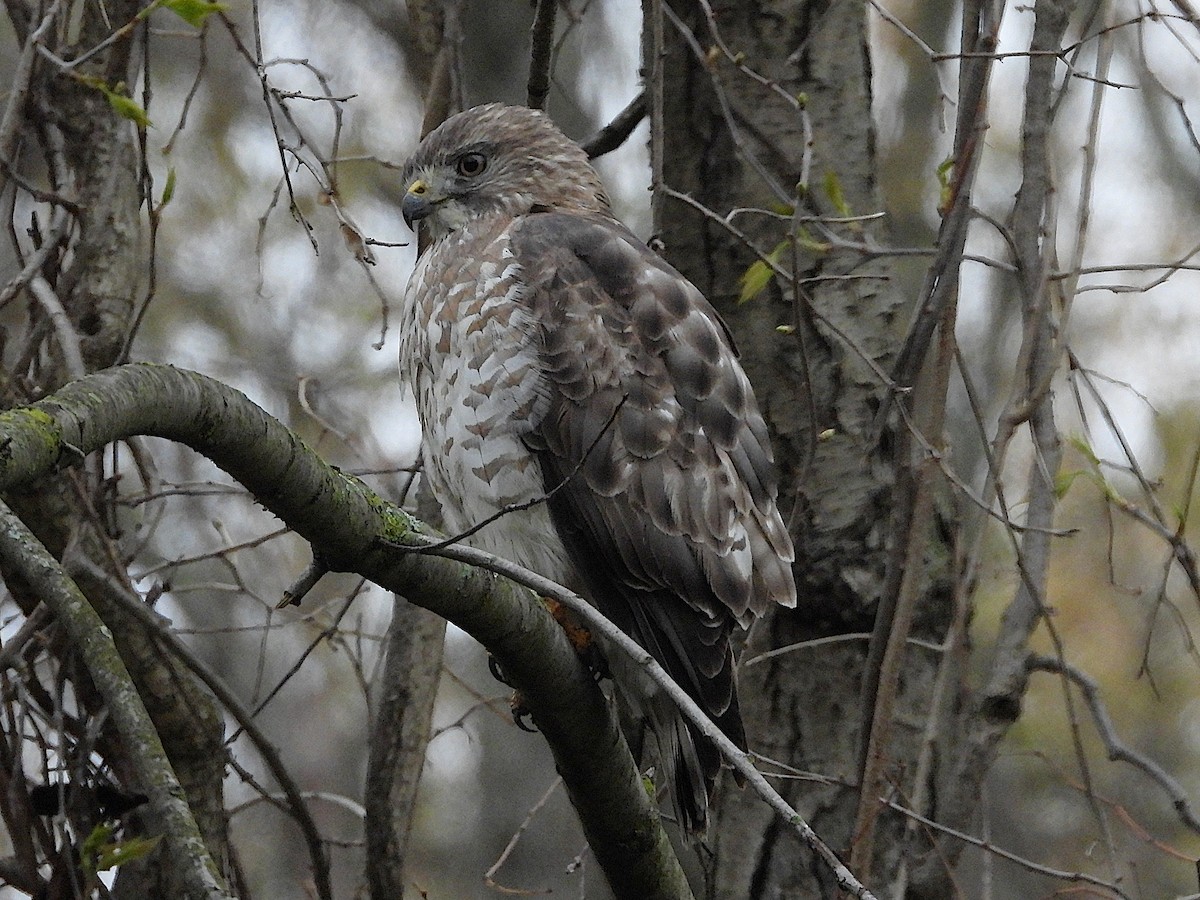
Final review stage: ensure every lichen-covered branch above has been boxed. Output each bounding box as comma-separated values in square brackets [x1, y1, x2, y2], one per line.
[0, 363, 692, 900]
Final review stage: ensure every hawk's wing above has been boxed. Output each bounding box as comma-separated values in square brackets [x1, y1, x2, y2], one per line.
[512, 212, 796, 826]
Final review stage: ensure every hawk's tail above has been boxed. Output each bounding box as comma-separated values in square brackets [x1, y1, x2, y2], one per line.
[658, 662, 746, 837]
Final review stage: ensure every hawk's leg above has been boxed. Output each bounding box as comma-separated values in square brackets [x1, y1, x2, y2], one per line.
[486, 655, 539, 733]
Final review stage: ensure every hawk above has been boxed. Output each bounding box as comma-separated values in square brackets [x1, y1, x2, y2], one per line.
[398, 103, 796, 834]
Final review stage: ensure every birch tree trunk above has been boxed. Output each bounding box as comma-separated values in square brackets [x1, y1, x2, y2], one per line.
[653, 2, 960, 895]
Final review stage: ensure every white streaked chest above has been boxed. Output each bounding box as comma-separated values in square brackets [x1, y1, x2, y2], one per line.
[399, 222, 572, 583]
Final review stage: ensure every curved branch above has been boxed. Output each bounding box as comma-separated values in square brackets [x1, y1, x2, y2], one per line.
[0, 363, 691, 900]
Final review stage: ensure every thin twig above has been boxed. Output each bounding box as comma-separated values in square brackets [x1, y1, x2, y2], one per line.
[28, 276, 86, 380]
[526, 0, 557, 110]
[0, 208, 71, 309]
[397, 398, 626, 554]
[1028, 655, 1200, 835]
[0, 0, 62, 190]
[484, 777, 561, 895]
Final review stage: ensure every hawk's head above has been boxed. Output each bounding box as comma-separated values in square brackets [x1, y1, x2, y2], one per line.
[400, 104, 611, 239]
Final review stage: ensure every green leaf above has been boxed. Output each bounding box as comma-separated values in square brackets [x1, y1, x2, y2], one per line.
[739, 260, 774, 305]
[94, 834, 162, 872]
[82, 822, 115, 875]
[160, 167, 177, 208]
[106, 92, 151, 128]
[1054, 469, 1082, 499]
[936, 156, 955, 188]
[640, 773, 656, 800]
[823, 170, 851, 217]
[1068, 434, 1101, 467]
[74, 75, 152, 128]
[82, 823, 162, 876]
[794, 227, 831, 254]
[161, 0, 229, 27]
[936, 156, 955, 211]
[738, 241, 787, 304]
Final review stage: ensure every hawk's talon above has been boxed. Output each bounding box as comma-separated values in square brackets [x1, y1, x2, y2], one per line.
[511, 692, 537, 732]
[487, 653, 512, 687]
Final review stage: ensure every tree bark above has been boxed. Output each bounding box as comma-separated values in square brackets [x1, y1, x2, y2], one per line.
[364, 598, 445, 899]
[653, 2, 957, 896]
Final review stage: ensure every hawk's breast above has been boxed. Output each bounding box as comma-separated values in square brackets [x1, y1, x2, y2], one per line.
[400, 218, 573, 584]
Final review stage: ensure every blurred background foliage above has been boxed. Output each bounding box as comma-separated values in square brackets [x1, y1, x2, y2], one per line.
[3, 0, 1200, 897]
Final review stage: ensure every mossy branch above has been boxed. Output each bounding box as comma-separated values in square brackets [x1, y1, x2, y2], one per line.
[0, 363, 692, 900]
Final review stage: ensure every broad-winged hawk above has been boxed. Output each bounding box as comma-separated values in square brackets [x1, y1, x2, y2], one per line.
[398, 103, 797, 834]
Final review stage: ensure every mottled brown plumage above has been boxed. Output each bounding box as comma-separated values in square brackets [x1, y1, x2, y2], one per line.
[398, 103, 796, 834]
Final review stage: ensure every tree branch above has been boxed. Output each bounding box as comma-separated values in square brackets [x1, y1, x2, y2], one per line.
[582, 91, 646, 159]
[364, 599, 444, 898]
[0, 501, 233, 900]
[526, 0, 556, 110]
[1027, 655, 1200, 836]
[0, 363, 692, 900]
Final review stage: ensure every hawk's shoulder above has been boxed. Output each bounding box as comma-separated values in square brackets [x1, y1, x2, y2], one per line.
[508, 209, 796, 624]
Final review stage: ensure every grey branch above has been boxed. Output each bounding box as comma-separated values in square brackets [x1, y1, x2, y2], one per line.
[526, 0, 557, 110]
[0, 502, 233, 900]
[582, 92, 647, 160]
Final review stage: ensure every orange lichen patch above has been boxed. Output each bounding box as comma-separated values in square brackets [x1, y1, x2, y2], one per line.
[542, 597, 595, 655]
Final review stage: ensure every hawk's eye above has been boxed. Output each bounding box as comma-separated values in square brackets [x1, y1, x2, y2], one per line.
[455, 152, 487, 177]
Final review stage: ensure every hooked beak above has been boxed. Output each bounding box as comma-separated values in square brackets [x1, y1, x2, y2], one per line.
[402, 178, 438, 230]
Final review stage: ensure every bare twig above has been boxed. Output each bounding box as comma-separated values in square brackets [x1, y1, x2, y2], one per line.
[1027, 655, 1200, 835]
[885, 0, 1001, 408]
[581, 91, 646, 159]
[647, 0, 665, 235]
[484, 777, 561, 895]
[0, 1, 62, 190]
[28, 276, 86, 381]
[0, 208, 72, 309]
[526, 0, 557, 110]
